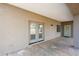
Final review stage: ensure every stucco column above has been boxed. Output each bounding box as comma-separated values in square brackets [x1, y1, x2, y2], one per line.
[74, 16, 79, 48]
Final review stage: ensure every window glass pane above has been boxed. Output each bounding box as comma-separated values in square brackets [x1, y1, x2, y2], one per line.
[57, 25, 61, 32]
[31, 35, 36, 40]
[39, 33, 42, 39]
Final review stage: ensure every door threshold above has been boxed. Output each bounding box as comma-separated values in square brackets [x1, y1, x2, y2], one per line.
[29, 40, 44, 45]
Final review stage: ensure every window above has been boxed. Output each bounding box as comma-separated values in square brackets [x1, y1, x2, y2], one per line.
[57, 25, 61, 32]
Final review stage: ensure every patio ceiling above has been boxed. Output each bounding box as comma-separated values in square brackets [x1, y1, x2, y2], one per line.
[67, 3, 79, 16]
[9, 3, 73, 22]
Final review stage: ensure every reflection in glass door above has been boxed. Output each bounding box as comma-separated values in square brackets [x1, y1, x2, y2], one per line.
[29, 22, 44, 44]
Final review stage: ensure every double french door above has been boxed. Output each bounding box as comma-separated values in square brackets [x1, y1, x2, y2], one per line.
[29, 21, 44, 44]
[64, 25, 72, 37]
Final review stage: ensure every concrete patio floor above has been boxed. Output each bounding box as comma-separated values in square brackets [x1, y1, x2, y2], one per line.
[7, 37, 79, 56]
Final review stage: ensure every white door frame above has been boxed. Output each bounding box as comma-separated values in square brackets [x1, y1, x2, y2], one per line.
[28, 21, 44, 45]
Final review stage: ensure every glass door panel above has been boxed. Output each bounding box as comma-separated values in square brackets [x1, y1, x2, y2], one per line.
[30, 22, 37, 43]
[38, 24, 44, 41]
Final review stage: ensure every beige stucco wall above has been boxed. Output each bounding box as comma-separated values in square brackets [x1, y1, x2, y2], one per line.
[0, 4, 61, 55]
